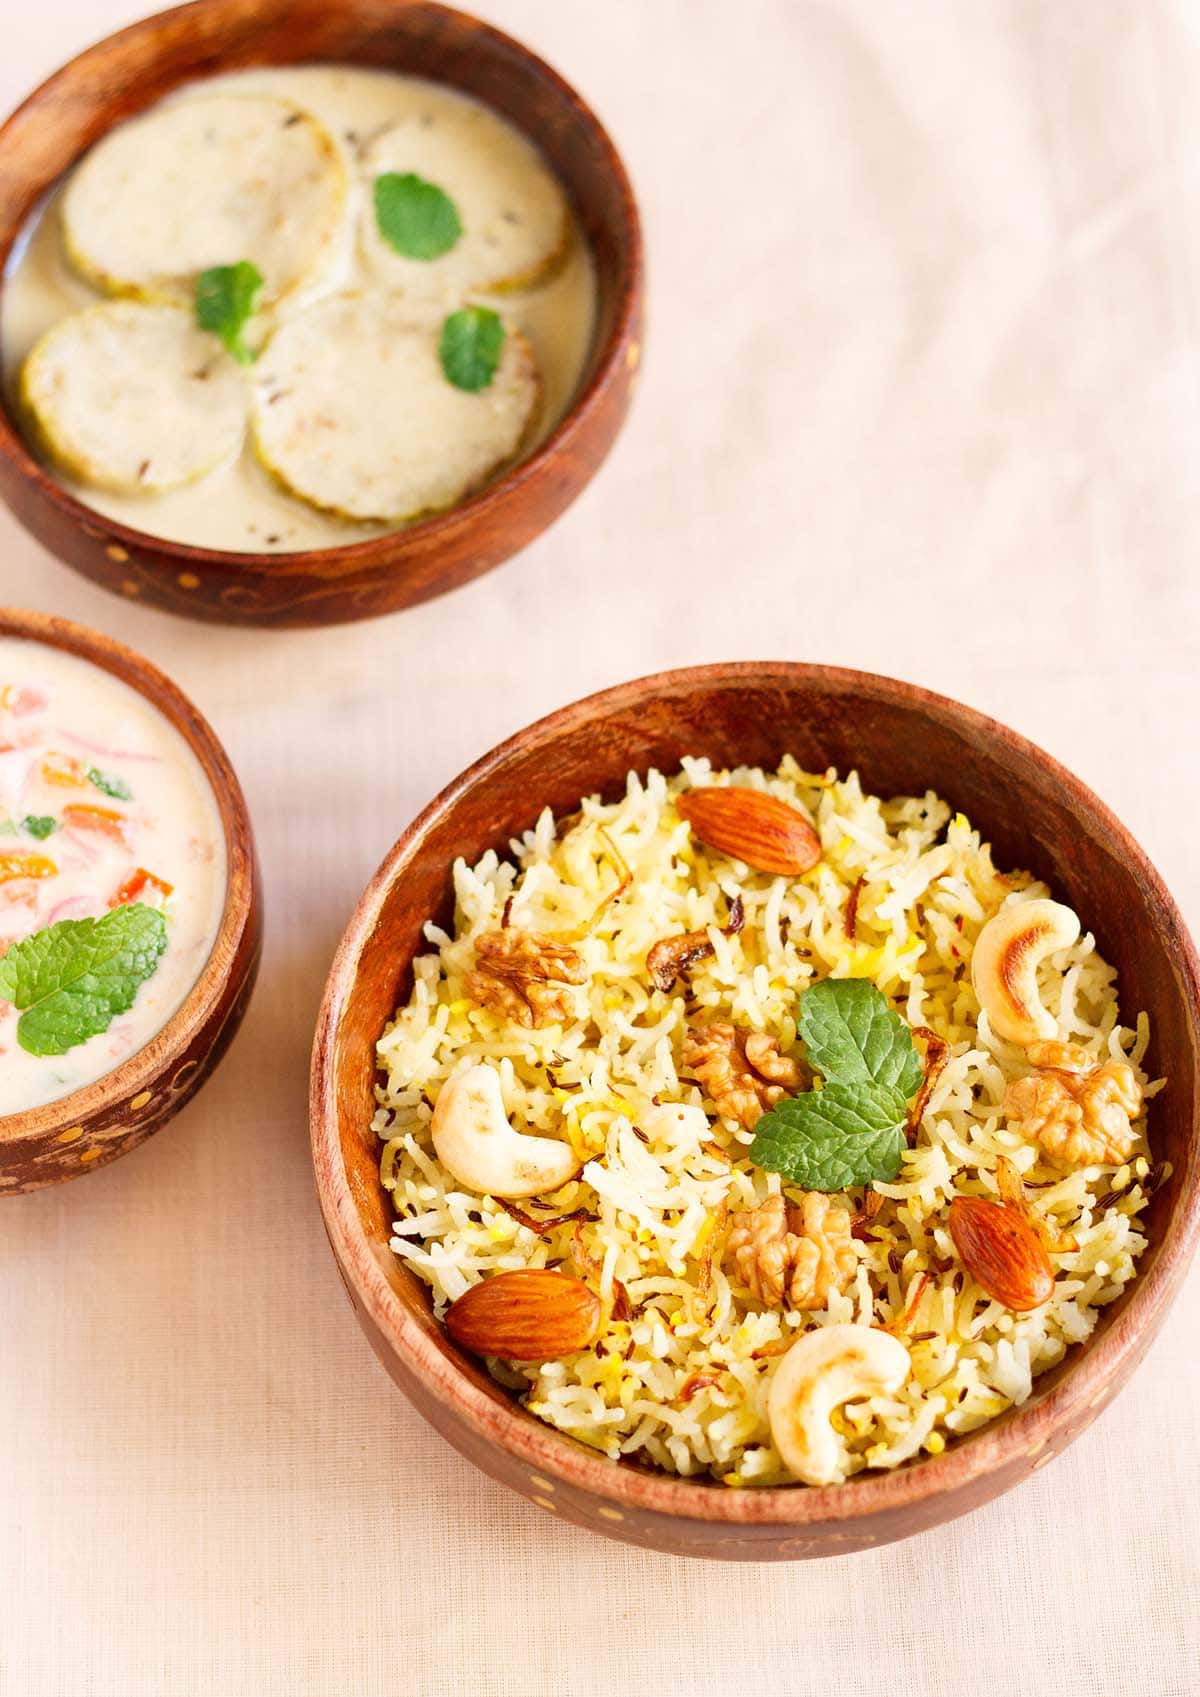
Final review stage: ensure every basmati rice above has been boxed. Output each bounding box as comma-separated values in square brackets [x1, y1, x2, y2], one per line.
[373, 759, 1159, 1485]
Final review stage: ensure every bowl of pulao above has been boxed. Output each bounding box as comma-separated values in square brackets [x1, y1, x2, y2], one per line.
[0, 607, 261, 1191]
[0, 0, 642, 627]
[310, 662, 1200, 1559]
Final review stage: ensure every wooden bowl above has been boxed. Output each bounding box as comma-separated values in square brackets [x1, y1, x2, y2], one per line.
[311, 662, 1200, 1559]
[0, 609, 261, 1192]
[0, 0, 643, 629]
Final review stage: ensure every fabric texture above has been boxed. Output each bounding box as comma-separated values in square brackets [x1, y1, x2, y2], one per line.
[1, 3, 1198, 1693]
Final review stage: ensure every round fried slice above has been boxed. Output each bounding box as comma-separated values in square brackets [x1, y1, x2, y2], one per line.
[362, 104, 569, 299]
[61, 94, 348, 307]
[250, 294, 540, 522]
[20, 302, 247, 495]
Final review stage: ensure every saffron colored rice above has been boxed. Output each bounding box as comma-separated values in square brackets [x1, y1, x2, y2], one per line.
[372, 759, 1160, 1486]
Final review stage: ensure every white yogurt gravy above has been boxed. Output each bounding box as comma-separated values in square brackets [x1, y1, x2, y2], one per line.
[0, 66, 598, 553]
[0, 639, 226, 1116]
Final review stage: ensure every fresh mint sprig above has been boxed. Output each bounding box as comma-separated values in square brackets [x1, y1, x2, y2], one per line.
[374, 172, 462, 260]
[195, 261, 264, 365]
[439, 306, 505, 392]
[0, 903, 168, 1057]
[749, 978, 923, 1190]
[749, 1080, 910, 1191]
[798, 976, 923, 1098]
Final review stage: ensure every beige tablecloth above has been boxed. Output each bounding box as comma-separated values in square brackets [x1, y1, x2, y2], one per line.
[2, 3, 1199, 1693]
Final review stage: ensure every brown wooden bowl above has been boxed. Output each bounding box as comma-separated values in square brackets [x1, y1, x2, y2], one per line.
[0, 0, 643, 629]
[311, 661, 1200, 1559]
[0, 608, 262, 1192]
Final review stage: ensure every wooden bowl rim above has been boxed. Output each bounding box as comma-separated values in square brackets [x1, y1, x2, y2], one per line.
[311, 659, 1200, 1528]
[0, 0, 643, 572]
[0, 606, 258, 1142]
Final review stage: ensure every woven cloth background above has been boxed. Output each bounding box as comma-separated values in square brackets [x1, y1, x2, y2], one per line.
[2, 3, 1198, 1692]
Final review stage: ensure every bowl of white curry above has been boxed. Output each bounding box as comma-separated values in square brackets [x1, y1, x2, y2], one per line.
[0, 608, 261, 1191]
[0, 0, 643, 627]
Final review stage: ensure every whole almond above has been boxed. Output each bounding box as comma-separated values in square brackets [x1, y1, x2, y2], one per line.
[677, 787, 821, 876]
[948, 1196, 1054, 1312]
[445, 1268, 601, 1361]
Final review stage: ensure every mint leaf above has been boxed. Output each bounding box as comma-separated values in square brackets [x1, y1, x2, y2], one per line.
[196, 261, 263, 365]
[21, 815, 56, 840]
[799, 977, 923, 1098]
[744, 979, 924, 1190]
[87, 767, 131, 801]
[749, 1081, 909, 1190]
[0, 903, 167, 1057]
[439, 306, 505, 393]
[374, 172, 462, 260]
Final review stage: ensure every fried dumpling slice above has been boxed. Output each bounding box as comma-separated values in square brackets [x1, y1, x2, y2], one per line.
[361, 102, 569, 300]
[61, 95, 348, 308]
[250, 293, 540, 523]
[20, 302, 247, 495]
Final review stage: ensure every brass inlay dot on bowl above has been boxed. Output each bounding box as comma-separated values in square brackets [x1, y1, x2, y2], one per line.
[172, 1059, 201, 1092]
[178, 573, 200, 590]
[129, 1090, 153, 1111]
[56, 1126, 85, 1145]
[105, 544, 130, 563]
[121, 580, 140, 597]
[531, 1496, 557, 1513]
[626, 340, 641, 371]
[529, 1475, 555, 1493]
[79, 1147, 106, 1164]
[597, 1506, 624, 1522]
[170, 1052, 200, 1092]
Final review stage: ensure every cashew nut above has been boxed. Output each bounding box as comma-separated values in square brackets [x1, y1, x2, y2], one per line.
[431, 1063, 581, 1199]
[971, 898, 1081, 1046]
[768, 1323, 911, 1485]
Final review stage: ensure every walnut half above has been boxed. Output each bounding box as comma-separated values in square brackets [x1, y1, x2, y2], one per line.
[683, 1021, 803, 1131]
[1004, 1039, 1144, 1166]
[466, 928, 588, 1029]
[726, 1193, 858, 1310]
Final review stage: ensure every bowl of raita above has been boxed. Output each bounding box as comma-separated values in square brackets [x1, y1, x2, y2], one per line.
[0, 608, 260, 1190]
